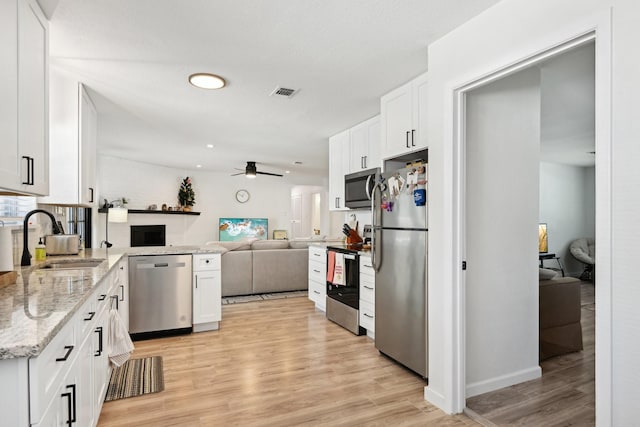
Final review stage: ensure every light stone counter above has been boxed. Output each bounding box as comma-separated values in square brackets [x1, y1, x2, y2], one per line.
[0, 245, 225, 360]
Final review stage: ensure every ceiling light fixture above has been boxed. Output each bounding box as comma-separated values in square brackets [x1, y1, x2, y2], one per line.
[285, 170, 290, 174]
[188, 73, 226, 90]
[206, 144, 214, 149]
[196, 165, 202, 168]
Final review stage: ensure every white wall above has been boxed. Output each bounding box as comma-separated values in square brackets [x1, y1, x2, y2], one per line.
[96, 156, 327, 247]
[465, 67, 541, 396]
[423, 0, 640, 423]
[539, 162, 595, 276]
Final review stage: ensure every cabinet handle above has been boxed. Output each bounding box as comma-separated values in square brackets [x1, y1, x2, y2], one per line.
[313, 253, 321, 257]
[21, 156, 32, 185]
[364, 265, 372, 268]
[84, 311, 95, 321]
[411, 129, 416, 146]
[56, 345, 74, 362]
[111, 295, 119, 310]
[61, 391, 73, 426]
[363, 156, 367, 169]
[313, 269, 320, 273]
[195, 275, 198, 289]
[119, 284, 125, 301]
[363, 313, 374, 318]
[29, 157, 35, 185]
[89, 187, 94, 203]
[98, 294, 107, 301]
[364, 285, 374, 290]
[95, 326, 103, 356]
[68, 384, 77, 423]
[313, 290, 321, 295]
[406, 131, 410, 148]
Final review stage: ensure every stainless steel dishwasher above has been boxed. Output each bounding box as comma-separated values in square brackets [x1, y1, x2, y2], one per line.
[128, 254, 192, 338]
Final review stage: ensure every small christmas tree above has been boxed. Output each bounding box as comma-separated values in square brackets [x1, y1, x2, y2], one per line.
[178, 177, 195, 207]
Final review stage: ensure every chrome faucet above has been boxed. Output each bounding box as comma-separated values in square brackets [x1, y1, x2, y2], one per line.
[21, 209, 62, 266]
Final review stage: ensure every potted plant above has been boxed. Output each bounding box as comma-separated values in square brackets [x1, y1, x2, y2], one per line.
[178, 177, 195, 211]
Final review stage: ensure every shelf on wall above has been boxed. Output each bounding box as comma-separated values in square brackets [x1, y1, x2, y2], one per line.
[97, 208, 200, 216]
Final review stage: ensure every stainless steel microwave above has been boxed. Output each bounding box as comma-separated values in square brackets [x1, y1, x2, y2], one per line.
[344, 168, 380, 209]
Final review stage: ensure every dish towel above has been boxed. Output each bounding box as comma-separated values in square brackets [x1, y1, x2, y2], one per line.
[326, 251, 336, 283]
[108, 308, 135, 367]
[333, 253, 345, 286]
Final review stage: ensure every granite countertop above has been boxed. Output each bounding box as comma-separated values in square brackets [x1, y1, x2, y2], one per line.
[0, 245, 225, 360]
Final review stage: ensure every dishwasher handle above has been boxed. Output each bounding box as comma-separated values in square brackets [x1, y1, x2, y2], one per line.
[136, 262, 188, 269]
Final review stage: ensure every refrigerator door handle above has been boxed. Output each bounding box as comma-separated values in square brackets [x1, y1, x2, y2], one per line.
[365, 174, 373, 200]
[370, 182, 381, 271]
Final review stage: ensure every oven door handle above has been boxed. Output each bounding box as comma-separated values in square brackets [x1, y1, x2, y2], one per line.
[343, 254, 356, 260]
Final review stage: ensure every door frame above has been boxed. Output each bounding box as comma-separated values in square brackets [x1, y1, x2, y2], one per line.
[449, 14, 612, 423]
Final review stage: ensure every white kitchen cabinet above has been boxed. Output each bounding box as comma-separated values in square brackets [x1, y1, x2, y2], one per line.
[380, 72, 428, 160]
[40, 70, 97, 206]
[308, 246, 327, 311]
[349, 115, 381, 173]
[193, 253, 222, 332]
[359, 255, 375, 338]
[328, 130, 350, 211]
[0, 0, 49, 195]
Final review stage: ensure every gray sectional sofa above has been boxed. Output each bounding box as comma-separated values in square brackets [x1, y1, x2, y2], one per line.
[207, 239, 313, 297]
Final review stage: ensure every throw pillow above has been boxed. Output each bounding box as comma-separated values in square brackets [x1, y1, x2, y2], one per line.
[539, 268, 559, 281]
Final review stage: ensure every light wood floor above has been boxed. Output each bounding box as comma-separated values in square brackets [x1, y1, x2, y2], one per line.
[466, 282, 595, 426]
[98, 297, 478, 427]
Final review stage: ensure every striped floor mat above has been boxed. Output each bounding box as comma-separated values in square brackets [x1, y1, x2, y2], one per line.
[105, 356, 164, 401]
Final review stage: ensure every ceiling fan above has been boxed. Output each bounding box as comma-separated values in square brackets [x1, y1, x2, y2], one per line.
[231, 161, 283, 178]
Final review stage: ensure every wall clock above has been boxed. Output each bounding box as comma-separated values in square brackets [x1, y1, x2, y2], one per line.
[235, 189, 250, 203]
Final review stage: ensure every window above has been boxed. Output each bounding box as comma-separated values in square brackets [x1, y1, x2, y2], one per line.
[0, 196, 37, 225]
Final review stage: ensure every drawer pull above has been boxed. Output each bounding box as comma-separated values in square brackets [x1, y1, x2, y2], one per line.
[84, 311, 95, 321]
[56, 345, 74, 362]
[61, 390, 72, 426]
[313, 269, 320, 273]
[313, 253, 321, 257]
[98, 294, 107, 301]
[363, 313, 374, 318]
[363, 286, 374, 290]
[363, 265, 372, 268]
[313, 290, 321, 295]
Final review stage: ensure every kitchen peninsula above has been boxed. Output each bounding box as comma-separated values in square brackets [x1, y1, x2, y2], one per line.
[0, 245, 225, 427]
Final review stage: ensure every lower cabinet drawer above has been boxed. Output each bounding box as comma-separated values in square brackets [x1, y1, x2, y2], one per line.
[359, 300, 375, 332]
[309, 259, 326, 283]
[308, 279, 326, 309]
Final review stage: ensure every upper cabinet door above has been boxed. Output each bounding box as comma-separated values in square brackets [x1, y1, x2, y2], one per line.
[380, 82, 413, 160]
[0, 0, 19, 190]
[328, 130, 350, 211]
[79, 85, 97, 206]
[17, 0, 48, 195]
[349, 115, 381, 173]
[380, 72, 428, 160]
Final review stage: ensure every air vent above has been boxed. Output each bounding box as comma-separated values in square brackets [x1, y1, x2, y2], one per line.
[270, 86, 297, 98]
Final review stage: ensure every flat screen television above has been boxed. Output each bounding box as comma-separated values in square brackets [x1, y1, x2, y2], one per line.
[219, 218, 268, 242]
[538, 223, 548, 253]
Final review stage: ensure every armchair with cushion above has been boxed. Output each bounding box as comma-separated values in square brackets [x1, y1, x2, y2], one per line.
[569, 237, 595, 281]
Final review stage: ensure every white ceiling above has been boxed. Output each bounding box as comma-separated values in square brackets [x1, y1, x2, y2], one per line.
[48, 0, 501, 181]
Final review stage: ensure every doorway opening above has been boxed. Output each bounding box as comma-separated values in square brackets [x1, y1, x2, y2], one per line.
[449, 29, 610, 423]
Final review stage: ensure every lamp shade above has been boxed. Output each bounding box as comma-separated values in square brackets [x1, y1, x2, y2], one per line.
[108, 207, 128, 223]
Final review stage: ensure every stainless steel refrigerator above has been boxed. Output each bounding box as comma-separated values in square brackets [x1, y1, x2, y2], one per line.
[371, 167, 427, 378]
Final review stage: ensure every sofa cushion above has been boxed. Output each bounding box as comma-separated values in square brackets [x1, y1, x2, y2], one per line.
[539, 268, 559, 280]
[288, 240, 313, 249]
[251, 240, 289, 250]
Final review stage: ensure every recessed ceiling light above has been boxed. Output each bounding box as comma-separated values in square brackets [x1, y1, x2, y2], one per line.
[189, 73, 226, 90]
[285, 170, 291, 174]
[206, 144, 214, 149]
[196, 164, 202, 168]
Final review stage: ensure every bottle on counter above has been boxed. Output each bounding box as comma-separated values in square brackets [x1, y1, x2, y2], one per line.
[35, 237, 46, 261]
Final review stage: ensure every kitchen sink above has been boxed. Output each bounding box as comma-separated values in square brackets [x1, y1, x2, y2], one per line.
[38, 259, 105, 270]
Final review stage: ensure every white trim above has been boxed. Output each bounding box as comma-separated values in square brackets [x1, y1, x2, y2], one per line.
[446, 9, 612, 421]
[466, 366, 542, 399]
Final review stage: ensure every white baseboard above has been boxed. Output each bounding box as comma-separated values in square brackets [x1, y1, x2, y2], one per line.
[466, 365, 541, 398]
[193, 321, 219, 332]
[424, 386, 448, 412]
